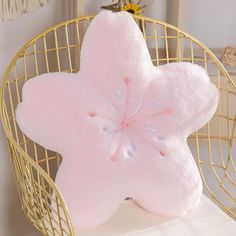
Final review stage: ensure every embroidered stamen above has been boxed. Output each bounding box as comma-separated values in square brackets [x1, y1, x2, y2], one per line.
[88, 112, 117, 123]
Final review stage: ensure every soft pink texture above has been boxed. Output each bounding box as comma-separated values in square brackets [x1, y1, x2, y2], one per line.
[16, 11, 218, 229]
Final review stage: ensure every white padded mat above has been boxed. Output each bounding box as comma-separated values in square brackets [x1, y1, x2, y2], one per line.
[79, 195, 236, 236]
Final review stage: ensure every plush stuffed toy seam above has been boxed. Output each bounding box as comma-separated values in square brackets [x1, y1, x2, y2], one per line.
[16, 10, 218, 229]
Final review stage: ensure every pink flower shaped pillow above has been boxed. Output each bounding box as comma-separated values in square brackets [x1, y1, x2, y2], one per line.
[16, 11, 218, 229]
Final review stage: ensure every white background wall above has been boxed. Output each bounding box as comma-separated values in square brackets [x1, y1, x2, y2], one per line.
[0, 0, 235, 235]
[183, 0, 236, 48]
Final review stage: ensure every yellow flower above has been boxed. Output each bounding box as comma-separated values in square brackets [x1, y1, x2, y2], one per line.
[122, 1, 143, 15]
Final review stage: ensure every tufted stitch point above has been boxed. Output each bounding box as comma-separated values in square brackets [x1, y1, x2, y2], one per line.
[88, 112, 96, 117]
[110, 154, 118, 162]
[124, 77, 130, 86]
[121, 120, 129, 129]
[160, 151, 166, 157]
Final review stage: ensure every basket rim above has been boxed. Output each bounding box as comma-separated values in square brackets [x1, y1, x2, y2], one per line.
[0, 14, 235, 229]
[1, 11, 236, 176]
[1, 13, 236, 146]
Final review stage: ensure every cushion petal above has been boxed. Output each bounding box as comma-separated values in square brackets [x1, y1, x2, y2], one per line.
[130, 62, 218, 136]
[127, 133, 202, 216]
[80, 11, 153, 99]
[55, 152, 126, 228]
[16, 72, 121, 156]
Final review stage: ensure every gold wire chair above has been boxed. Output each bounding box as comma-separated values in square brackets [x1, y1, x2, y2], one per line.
[0, 14, 236, 236]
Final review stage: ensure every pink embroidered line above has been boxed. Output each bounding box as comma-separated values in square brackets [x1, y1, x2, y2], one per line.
[88, 112, 118, 124]
[123, 77, 130, 120]
[128, 108, 172, 125]
[128, 127, 166, 157]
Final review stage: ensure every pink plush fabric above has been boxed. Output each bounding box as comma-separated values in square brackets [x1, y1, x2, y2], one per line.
[16, 11, 218, 229]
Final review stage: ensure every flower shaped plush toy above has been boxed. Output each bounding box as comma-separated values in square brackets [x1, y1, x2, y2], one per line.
[16, 11, 218, 229]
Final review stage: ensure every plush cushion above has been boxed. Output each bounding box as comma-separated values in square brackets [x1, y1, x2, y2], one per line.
[16, 11, 218, 229]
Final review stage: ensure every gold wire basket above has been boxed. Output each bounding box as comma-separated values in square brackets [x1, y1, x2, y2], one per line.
[0, 14, 236, 236]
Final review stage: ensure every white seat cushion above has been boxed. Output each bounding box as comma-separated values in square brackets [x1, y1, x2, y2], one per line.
[79, 195, 236, 236]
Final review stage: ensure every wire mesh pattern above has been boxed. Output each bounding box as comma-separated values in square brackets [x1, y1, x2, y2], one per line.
[0, 15, 236, 235]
